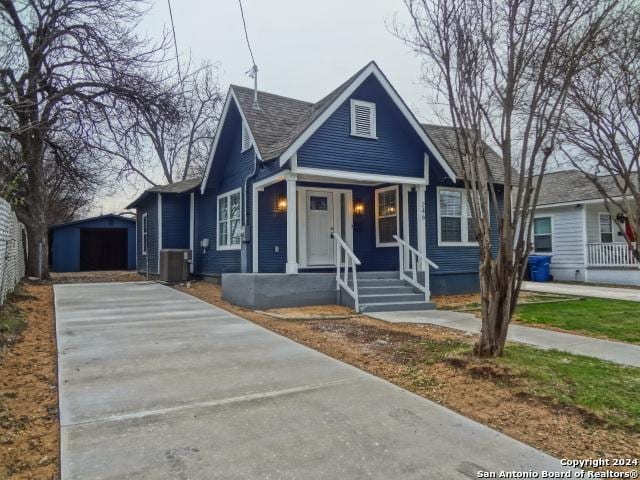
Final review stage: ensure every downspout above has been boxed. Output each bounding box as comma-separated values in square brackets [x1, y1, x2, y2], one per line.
[242, 150, 260, 272]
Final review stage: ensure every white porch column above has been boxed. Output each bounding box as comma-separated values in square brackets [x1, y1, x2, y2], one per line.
[286, 175, 298, 274]
[252, 185, 262, 273]
[401, 184, 410, 267]
[416, 185, 427, 272]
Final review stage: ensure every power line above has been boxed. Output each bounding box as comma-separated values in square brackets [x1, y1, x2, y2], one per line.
[238, 0, 256, 68]
[167, 0, 183, 83]
[238, 0, 259, 108]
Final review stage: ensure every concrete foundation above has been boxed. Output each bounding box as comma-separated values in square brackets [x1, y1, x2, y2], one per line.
[430, 272, 480, 295]
[222, 273, 338, 309]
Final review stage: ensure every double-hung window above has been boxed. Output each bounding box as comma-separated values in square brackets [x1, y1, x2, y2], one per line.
[599, 213, 613, 243]
[217, 189, 242, 250]
[533, 216, 553, 253]
[375, 186, 399, 246]
[141, 212, 148, 255]
[437, 188, 477, 245]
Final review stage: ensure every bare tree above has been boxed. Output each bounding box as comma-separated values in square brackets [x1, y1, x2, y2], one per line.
[397, 0, 621, 356]
[0, 0, 176, 277]
[560, 11, 640, 260]
[99, 62, 223, 186]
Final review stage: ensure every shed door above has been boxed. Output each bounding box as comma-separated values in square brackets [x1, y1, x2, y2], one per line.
[80, 228, 128, 271]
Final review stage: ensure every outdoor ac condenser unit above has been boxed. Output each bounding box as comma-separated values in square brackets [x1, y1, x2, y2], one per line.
[159, 249, 191, 282]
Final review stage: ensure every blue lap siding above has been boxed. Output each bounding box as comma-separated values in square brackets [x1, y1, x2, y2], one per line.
[137, 195, 159, 274]
[162, 194, 191, 249]
[297, 75, 426, 178]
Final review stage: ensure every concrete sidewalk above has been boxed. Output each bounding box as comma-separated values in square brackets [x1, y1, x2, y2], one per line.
[522, 281, 640, 302]
[55, 282, 567, 479]
[368, 310, 640, 367]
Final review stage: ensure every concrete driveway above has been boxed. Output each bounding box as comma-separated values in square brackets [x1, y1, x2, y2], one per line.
[55, 282, 566, 479]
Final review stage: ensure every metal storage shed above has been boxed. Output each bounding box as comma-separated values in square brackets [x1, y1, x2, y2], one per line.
[49, 214, 136, 272]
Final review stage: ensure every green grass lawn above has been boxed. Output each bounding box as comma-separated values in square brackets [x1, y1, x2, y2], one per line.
[401, 338, 640, 432]
[515, 298, 640, 344]
[496, 344, 640, 431]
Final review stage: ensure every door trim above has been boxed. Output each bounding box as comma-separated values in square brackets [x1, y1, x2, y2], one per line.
[297, 186, 353, 268]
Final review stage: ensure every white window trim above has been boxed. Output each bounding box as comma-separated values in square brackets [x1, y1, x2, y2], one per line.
[216, 188, 242, 251]
[436, 187, 479, 247]
[375, 185, 399, 247]
[241, 122, 252, 152]
[533, 215, 553, 254]
[350, 99, 377, 139]
[598, 212, 613, 244]
[141, 212, 148, 255]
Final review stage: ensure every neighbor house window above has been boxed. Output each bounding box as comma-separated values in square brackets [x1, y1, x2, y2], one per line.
[437, 188, 477, 245]
[217, 189, 242, 250]
[241, 122, 251, 152]
[599, 213, 613, 243]
[375, 186, 399, 246]
[533, 216, 552, 252]
[350, 99, 377, 138]
[141, 212, 148, 255]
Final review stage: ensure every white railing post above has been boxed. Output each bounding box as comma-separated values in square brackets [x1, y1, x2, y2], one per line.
[333, 231, 361, 312]
[587, 242, 639, 267]
[393, 235, 438, 302]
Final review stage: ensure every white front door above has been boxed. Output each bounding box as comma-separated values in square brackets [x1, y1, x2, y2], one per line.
[306, 191, 335, 265]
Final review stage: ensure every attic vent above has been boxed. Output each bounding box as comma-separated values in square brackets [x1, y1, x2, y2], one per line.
[241, 122, 252, 152]
[350, 99, 377, 139]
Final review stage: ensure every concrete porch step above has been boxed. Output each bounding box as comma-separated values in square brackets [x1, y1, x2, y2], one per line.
[359, 293, 426, 304]
[358, 285, 417, 295]
[357, 271, 400, 279]
[356, 278, 407, 287]
[360, 301, 436, 313]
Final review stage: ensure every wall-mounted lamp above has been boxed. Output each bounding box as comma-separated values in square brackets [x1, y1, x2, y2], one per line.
[276, 196, 287, 212]
[354, 201, 365, 216]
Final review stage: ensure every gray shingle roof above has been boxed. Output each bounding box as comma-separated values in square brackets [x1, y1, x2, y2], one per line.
[126, 177, 201, 209]
[535, 170, 632, 206]
[421, 124, 505, 183]
[146, 177, 202, 194]
[232, 62, 371, 161]
[232, 68, 506, 183]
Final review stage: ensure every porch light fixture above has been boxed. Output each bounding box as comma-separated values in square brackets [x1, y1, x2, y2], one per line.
[276, 196, 287, 212]
[354, 201, 365, 215]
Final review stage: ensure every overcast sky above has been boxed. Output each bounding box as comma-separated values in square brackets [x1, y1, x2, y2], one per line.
[96, 0, 438, 215]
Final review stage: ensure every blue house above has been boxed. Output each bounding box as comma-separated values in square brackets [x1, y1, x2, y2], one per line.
[49, 214, 136, 272]
[129, 62, 505, 312]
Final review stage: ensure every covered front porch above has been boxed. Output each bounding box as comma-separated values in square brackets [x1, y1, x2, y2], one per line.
[244, 169, 438, 312]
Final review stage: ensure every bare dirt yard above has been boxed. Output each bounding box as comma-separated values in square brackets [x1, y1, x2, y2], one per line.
[50, 270, 144, 284]
[0, 282, 58, 480]
[176, 281, 640, 466]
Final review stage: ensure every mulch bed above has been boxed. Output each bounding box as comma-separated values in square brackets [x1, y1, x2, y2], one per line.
[0, 282, 59, 480]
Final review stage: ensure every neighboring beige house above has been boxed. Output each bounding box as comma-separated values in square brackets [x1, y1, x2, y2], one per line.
[534, 170, 639, 286]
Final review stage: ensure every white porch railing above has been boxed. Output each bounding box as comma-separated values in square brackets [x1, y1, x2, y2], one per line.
[587, 242, 639, 267]
[333, 231, 362, 311]
[393, 235, 439, 302]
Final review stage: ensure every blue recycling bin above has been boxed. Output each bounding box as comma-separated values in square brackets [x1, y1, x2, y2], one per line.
[528, 255, 552, 282]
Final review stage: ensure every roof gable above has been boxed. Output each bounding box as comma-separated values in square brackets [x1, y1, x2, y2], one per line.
[275, 62, 457, 181]
[201, 61, 484, 190]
